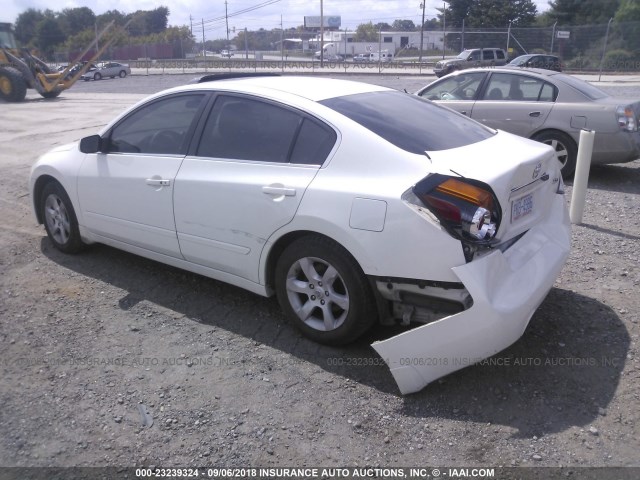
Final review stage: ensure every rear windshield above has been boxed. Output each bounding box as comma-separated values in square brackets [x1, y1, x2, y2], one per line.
[320, 91, 494, 153]
[554, 73, 608, 100]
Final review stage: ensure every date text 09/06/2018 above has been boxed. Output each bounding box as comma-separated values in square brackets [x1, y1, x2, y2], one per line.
[134, 467, 497, 478]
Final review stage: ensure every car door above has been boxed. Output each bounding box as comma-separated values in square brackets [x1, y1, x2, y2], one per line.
[470, 72, 557, 137]
[417, 71, 487, 117]
[77, 93, 208, 257]
[174, 93, 337, 283]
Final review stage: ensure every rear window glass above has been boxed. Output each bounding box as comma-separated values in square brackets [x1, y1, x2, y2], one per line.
[320, 91, 494, 153]
[554, 73, 608, 100]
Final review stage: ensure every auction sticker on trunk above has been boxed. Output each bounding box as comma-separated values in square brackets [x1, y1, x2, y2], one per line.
[512, 193, 533, 222]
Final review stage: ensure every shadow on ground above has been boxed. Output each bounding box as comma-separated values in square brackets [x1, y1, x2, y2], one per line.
[42, 239, 629, 437]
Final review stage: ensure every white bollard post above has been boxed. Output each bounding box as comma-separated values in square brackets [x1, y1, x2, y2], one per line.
[569, 129, 596, 224]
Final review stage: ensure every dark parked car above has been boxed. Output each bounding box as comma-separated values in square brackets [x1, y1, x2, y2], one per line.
[509, 54, 562, 72]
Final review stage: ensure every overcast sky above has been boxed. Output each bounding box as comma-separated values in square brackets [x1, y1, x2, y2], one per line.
[4, 0, 552, 38]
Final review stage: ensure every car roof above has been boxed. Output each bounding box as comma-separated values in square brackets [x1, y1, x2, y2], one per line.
[163, 75, 390, 102]
[448, 66, 558, 77]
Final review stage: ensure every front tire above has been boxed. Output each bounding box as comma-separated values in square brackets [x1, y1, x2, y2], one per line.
[275, 235, 377, 345]
[532, 130, 577, 178]
[94, 72, 102, 81]
[40, 182, 84, 253]
[0, 66, 27, 102]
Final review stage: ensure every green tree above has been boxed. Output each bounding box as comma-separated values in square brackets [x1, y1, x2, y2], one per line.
[374, 22, 392, 31]
[354, 22, 378, 41]
[391, 19, 416, 31]
[546, 0, 620, 25]
[58, 7, 96, 37]
[14, 8, 46, 46]
[146, 7, 170, 34]
[444, 0, 537, 27]
[36, 15, 65, 57]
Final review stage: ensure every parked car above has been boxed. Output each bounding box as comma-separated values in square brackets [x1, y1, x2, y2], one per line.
[433, 48, 507, 77]
[509, 54, 562, 72]
[30, 75, 571, 394]
[313, 54, 344, 62]
[353, 53, 369, 62]
[416, 67, 640, 177]
[220, 50, 233, 58]
[58, 62, 95, 80]
[81, 62, 131, 81]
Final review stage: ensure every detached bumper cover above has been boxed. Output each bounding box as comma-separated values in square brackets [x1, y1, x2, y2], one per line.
[372, 198, 571, 395]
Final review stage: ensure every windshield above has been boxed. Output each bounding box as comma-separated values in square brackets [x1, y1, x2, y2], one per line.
[0, 30, 16, 49]
[457, 50, 472, 59]
[320, 91, 494, 153]
[554, 73, 608, 100]
[509, 56, 532, 65]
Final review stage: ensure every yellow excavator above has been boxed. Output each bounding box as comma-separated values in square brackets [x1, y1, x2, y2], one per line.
[0, 21, 118, 102]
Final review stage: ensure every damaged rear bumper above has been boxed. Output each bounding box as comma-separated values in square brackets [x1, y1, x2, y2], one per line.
[372, 199, 571, 395]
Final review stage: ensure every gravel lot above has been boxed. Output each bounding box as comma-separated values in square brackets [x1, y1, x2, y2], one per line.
[0, 72, 639, 475]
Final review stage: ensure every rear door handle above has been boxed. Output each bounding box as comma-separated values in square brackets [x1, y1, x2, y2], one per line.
[146, 178, 171, 186]
[262, 186, 296, 196]
[529, 111, 542, 117]
[460, 111, 467, 115]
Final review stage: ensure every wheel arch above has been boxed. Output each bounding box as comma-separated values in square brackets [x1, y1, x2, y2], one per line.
[32, 174, 61, 224]
[263, 230, 367, 294]
[530, 127, 578, 148]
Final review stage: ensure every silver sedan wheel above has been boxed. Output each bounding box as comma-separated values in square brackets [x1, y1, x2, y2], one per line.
[44, 194, 71, 245]
[285, 256, 349, 332]
[543, 138, 569, 166]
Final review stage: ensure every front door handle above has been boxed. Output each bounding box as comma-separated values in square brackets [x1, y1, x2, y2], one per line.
[460, 111, 467, 115]
[146, 178, 171, 186]
[529, 111, 542, 117]
[262, 186, 296, 197]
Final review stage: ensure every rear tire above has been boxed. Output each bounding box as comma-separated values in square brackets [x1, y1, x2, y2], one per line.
[0, 67, 27, 102]
[119, 70, 127, 78]
[532, 130, 577, 178]
[275, 235, 377, 345]
[40, 182, 84, 254]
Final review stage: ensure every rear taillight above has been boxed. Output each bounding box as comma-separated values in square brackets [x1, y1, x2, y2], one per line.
[412, 174, 501, 243]
[617, 105, 638, 132]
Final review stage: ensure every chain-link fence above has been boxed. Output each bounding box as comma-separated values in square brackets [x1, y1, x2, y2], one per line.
[53, 21, 640, 73]
[445, 20, 640, 72]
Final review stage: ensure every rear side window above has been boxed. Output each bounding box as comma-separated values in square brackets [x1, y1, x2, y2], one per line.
[321, 91, 494, 153]
[197, 95, 336, 164]
[197, 95, 300, 162]
[290, 119, 336, 165]
[482, 50, 494, 60]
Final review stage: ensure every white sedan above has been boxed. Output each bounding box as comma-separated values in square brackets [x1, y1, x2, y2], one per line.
[29, 75, 571, 394]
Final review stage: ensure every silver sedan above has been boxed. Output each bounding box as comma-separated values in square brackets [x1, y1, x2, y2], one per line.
[416, 67, 640, 177]
[81, 62, 131, 81]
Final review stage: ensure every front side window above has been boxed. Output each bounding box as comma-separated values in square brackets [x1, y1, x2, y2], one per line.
[418, 72, 486, 101]
[108, 94, 206, 154]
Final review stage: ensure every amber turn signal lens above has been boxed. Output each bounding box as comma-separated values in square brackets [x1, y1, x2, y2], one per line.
[435, 178, 494, 210]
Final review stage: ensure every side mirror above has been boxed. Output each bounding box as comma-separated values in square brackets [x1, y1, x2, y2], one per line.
[79, 134, 103, 153]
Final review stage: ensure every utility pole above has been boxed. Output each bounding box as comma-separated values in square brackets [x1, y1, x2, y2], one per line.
[320, 0, 324, 68]
[419, 2, 425, 63]
[190, 15, 193, 36]
[225, 1, 230, 47]
[202, 18, 205, 57]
